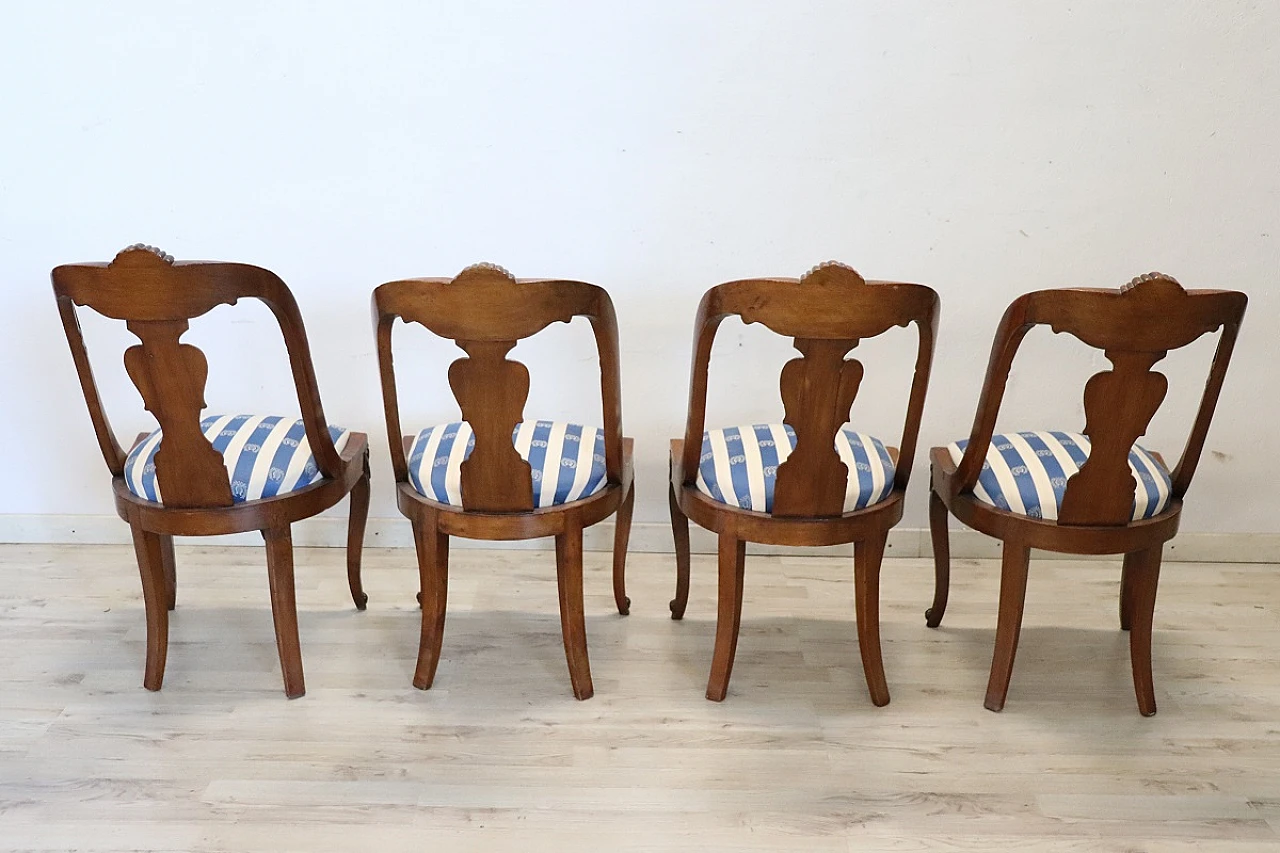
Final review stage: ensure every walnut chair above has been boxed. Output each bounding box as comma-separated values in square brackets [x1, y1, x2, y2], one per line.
[372, 263, 634, 701]
[52, 245, 371, 699]
[926, 273, 1247, 715]
[668, 262, 939, 704]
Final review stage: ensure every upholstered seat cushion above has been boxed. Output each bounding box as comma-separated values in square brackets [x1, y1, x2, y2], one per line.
[695, 424, 895, 513]
[407, 420, 607, 508]
[124, 414, 352, 504]
[945, 431, 1172, 521]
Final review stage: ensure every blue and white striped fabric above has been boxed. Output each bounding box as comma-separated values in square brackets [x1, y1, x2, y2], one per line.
[407, 420, 608, 508]
[123, 414, 351, 504]
[945, 431, 1172, 521]
[695, 424, 896, 514]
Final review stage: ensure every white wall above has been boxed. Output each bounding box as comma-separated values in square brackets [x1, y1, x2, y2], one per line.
[2, 1, 1277, 544]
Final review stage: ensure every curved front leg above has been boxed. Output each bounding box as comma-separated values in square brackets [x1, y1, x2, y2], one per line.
[612, 481, 634, 616]
[129, 525, 170, 691]
[925, 488, 951, 627]
[263, 526, 305, 699]
[984, 541, 1031, 712]
[854, 531, 890, 707]
[706, 531, 746, 702]
[1126, 545, 1164, 716]
[346, 450, 371, 610]
[555, 518, 594, 700]
[412, 513, 450, 690]
[669, 480, 692, 620]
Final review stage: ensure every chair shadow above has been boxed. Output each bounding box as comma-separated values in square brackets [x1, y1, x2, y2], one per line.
[653, 607, 1169, 718]
[81, 597, 1170, 720]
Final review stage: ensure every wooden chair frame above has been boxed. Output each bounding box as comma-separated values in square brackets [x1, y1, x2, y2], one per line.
[372, 263, 634, 700]
[52, 245, 371, 698]
[668, 261, 940, 703]
[927, 273, 1247, 715]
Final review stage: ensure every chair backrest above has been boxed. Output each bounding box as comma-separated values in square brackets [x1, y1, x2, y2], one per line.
[679, 261, 940, 517]
[372, 263, 624, 513]
[51, 244, 343, 509]
[951, 273, 1248, 525]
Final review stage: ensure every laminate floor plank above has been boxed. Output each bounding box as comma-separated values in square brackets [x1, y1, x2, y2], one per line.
[1, 543, 1278, 850]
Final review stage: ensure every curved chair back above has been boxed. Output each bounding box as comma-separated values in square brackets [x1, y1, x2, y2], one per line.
[951, 273, 1248, 525]
[52, 244, 343, 509]
[372, 263, 623, 513]
[679, 261, 940, 517]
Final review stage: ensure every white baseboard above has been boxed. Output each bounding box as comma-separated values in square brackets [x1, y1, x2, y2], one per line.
[0, 514, 1275, 563]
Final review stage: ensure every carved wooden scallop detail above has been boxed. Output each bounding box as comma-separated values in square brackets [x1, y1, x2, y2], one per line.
[454, 262, 517, 284]
[799, 260, 867, 287]
[1121, 271, 1182, 293]
[112, 244, 176, 265]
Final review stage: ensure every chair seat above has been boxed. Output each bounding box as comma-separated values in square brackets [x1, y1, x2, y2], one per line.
[124, 415, 351, 504]
[407, 420, 607, 508]
[696, 424, 896, 513]
[945, 431, 1172, 521]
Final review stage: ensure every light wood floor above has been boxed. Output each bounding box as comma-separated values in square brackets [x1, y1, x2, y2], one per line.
[2, 542, 1279, 851]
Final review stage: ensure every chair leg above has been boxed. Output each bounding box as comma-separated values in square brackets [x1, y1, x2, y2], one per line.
[159, 534, 177, 612]
[669, 479, 692, 620]
[925, 489, 950, 627]
[555, 519, 594, 700]
[1118, 551, 1136, 631]
[129, 525, 170, 691]
[612, 481, 635, 616]
[706, 531, 746, 702]
[854, 531, 891, 707]
[263, 527, 305, 699]
[346, 451, 371, 611]
[984, 541, 1031, 712]
[411, 514, 450, 690]
[1126, 545, 1164, 716]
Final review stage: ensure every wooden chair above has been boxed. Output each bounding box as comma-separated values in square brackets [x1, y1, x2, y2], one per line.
[926, 273, 1247, 715]
[668, 261, 939, 704]
[52, 245, 371, 699]
[372, 263, 634, 700]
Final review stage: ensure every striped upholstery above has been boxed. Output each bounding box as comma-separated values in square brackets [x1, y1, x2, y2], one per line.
[945, 431, 1172, 521]
[407, 420, 608, 508]
[124, 414, 352, 504]
[696, 424, 896, 513]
